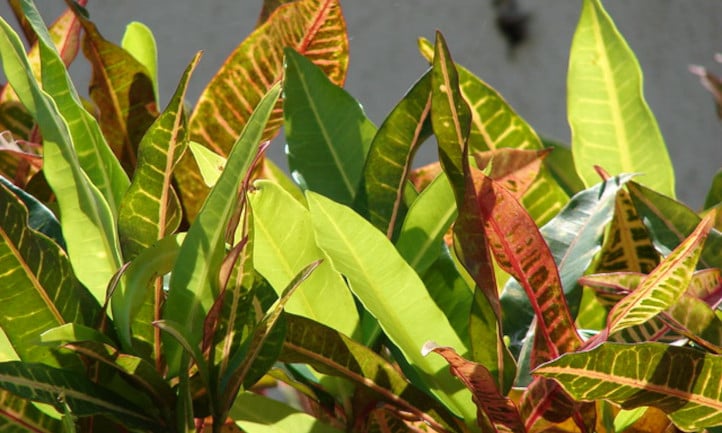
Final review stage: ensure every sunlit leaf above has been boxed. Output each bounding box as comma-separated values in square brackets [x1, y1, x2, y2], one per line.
[0, 168, 99, 367]
[284, 48, 375, 207]
[0, 14, 124, 302]
[358, 70, 431, 238]
[179, 0, 348, 220]
[189, 141, 226, 188]
[163, 84, 281, 376]
[306, 191, 476, 421]
[568, 0, 674, 197]
[0, 389, 62, 433]
[280, 314, 461, 433]
[69, 0, 158, 172]
[230, 391, 343, 433]
[0, 176, 64, 248]
[535, 342, 722, 431]
[607, 212, 714, 335]
[121, 22, 159, 101]
[249, 180, 359, 338]
[423, 342, 524, 433]
[118, 53, 200, 259]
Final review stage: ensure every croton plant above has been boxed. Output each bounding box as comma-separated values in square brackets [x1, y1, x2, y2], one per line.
[0, 0, 721, 432]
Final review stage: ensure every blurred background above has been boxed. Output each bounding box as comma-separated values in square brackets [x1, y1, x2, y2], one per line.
[1, 0, 720, 208]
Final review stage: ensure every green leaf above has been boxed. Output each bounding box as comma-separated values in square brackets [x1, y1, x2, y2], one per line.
[0, 182, 99, 366]
[249, 180, 359, 338]
[284, 48, 376, 206]
[306, 191, 476, 421]
[21, 0, 129, 217]
[189, 141, 226, 188]
[568, 0, 674, 197]
[0, 361, 159, 430]
[118, 52, 200, 259]
[230, 391, 344, 433]
[501, 174, 632, 351]
[121, 21, 159, 101]
[179, 0, 349, 220]
[358, 70, 432, 237]
[69, 0, 158, 172]
[614, 407, 648, 433]
[163, 83, 281, 376]
[535, 342, 722, 431]
[704, 169, 722, 210]
[395, 172, 455, 275]
[0, 389, 63, 433]
[607, 213, 714, 335]
[0, 14, 123, 302]
[112, 233, 184, 354]
[0, 176, 64, 249]
[542, 139, 585, 197]
[280, 314, 460, 433]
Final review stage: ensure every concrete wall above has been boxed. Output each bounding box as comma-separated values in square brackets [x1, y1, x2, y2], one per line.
[2, 1, 720, 208]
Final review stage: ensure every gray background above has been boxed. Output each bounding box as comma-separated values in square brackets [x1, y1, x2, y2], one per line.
[2, 1, 721, 208]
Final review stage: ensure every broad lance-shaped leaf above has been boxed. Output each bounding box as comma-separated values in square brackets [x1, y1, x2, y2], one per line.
[0, 183, 98, 366]
[0, 361, 159, 430]
[118, 53, 200, 259]
[22, 0, 129, 216]
[358, 69, 432, 238]
[568, 0, 674, 197]
[419, 36, 568, 226]
[285, 48, 376, 207]
[280, 314, 460, 432]
[163, 84, 281, 377]
[121, 22, 159, 101]
[607, 212, 715, 335]
[179, 0, 349, 220]
[67, 0, 158, 173]
[423, 342, 524, 433]
[0, 17, 122, 304]
[501, 174, 632, 350]
[231, 391, 343, 433]
[249, 180, 359, 338]
[306, 191, 477, 422]
[535, 342, 722, 431]
[628, 181, 722, 270]
[0, 176, 64, 248]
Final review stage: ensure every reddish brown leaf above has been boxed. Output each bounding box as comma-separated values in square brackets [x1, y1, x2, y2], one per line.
[472, 148, 550, 198]
[423, 342, 524, 433]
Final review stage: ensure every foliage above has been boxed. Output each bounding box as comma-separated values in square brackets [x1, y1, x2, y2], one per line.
[0, 0, 720, 432]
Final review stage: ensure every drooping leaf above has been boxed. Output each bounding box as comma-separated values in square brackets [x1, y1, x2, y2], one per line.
[568, 0, 674, 197]
[21, 0, 130, 216]
[306, 191, 476, 421]
[501, 174, 632, 352]
[284, 48, 376, 207]
[121, 22, 159, 101]
[0, 389, 63, 433]
[0, 361, 159, 430]
[0, 175, 64, 248]
[68, 0, 158, 173]
[163, 84, 281, 376]
[0, 167, 99, 367]
[358, 70, 432, 238]
[280, 314, 461, 433]
[0, 15, 124, 303]
[535, 342, 722, 431]
[230, 391, 344, 433]
[118, 53, 200, 259]
[423, 342, 524, 433]
[628, 181, 722, 270]
[179, 0, 348, 220]
[249, 180, 359, 338]
[606, 213, 715, 335]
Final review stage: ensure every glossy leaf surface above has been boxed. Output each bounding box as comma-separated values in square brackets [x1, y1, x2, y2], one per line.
[0, 18, 121, 303]
[535, 342, 722, 431]
[249, 180, 359, 338]
[180, 0, 348, 219]
[284, 49, 375, 207]
[568, 0, 674, 197]
[118, 53, 199, 259]
[306, 191, 475, 420]
[163, 84, 281, 376]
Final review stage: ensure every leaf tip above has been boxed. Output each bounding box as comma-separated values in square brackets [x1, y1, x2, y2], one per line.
[421, 340, 440, 356]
